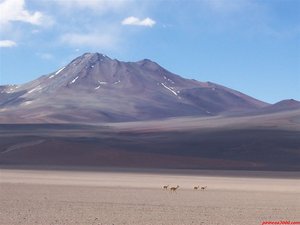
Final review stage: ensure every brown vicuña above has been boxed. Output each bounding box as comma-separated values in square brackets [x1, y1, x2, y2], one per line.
[170, 185, 179, 192]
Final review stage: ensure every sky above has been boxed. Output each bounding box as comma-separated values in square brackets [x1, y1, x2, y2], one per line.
[0, 0, 299, 103]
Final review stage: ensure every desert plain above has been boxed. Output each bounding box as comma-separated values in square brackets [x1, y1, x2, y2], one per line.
[0, 168, 299, 225]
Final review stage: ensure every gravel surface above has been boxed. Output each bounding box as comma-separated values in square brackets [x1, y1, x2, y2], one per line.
[1, 169, 299, 225]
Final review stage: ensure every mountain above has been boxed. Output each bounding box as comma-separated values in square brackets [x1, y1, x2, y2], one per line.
[262, 99, 300, 113]
[0, 53, 299, 171]
[0, 53, 268, 123]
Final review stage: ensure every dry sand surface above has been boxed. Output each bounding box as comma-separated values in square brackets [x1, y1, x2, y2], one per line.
[0, 169, 299, 225]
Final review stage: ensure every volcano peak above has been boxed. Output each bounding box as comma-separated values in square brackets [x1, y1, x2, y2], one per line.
[71, 52, 112, 65]
[0, 53, 270, 123]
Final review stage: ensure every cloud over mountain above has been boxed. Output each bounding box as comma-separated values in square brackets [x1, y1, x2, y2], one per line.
[122, 16, 156, 27]
[0, 40, 16, 48]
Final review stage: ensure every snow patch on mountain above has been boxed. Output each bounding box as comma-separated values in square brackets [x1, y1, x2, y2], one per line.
[49, 67, 65, 79]
[22, 101, 34, 106]
[28, 86, 42, 94]
[55, 67, 65, 75]
[161, 83, 178, 96]
[6, 88, 15, 93]
[168, 78, 175, 84]
[70, 76, 79, 84]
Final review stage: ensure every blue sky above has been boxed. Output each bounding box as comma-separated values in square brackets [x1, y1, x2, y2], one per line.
[0, 0, 299, 103]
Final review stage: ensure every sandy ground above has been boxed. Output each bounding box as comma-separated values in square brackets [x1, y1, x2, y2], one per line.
[0, 169, 299, 225]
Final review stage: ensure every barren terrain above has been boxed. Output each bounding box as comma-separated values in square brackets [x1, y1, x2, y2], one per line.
[1, 169, 299, 225]
[1, 110, 300, 170]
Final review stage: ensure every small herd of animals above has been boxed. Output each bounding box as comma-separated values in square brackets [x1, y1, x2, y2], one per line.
[162, 185, 207, 192]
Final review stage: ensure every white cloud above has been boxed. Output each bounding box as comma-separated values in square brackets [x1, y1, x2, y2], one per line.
[0, 0, 53, 26]
[122, 16, 156, 27]
[60, 32, 119, 49]
[0, 40, 17, 47]
[52, 0, 130, 12]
